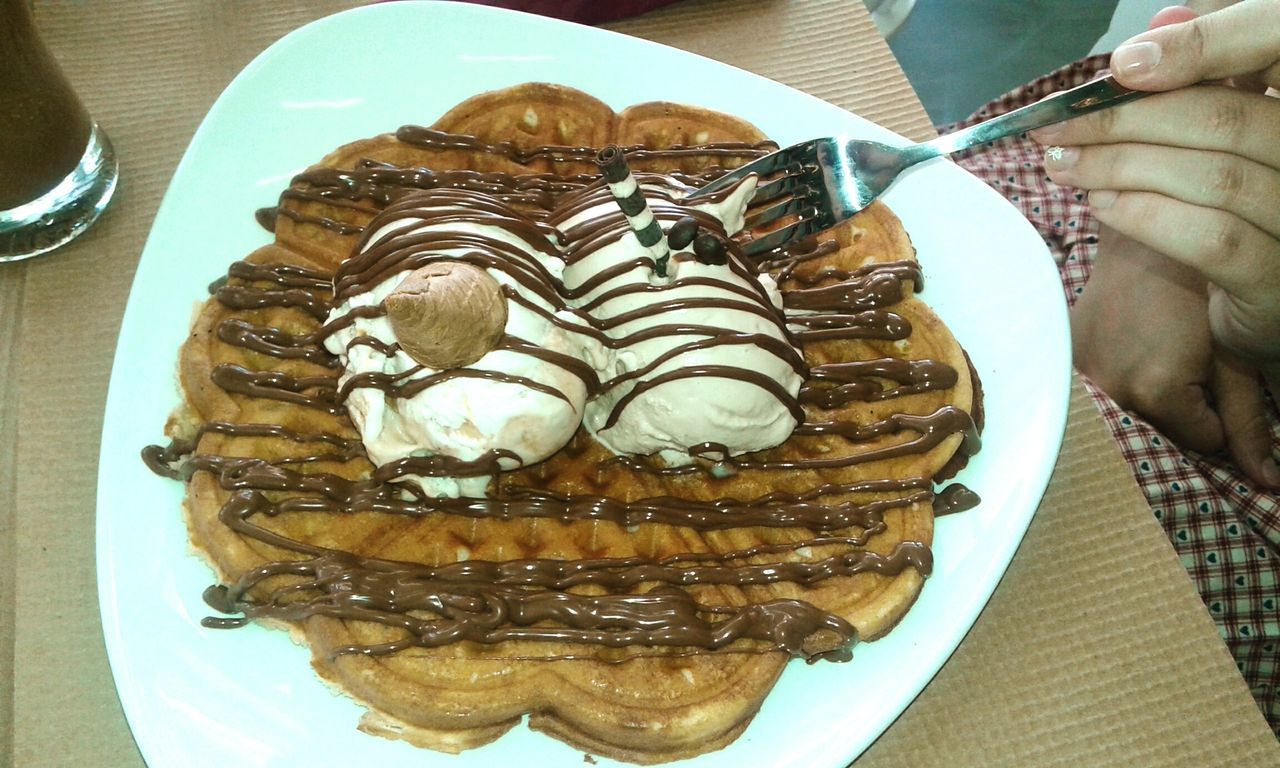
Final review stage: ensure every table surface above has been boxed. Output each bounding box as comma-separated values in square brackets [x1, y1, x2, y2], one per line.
[1, 1, 1276, 766]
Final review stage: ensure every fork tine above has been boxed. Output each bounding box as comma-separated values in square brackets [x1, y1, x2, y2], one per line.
[750, 167, 807, 206]
[688, 161, 761, 199]
[742, 215, 825, 257]
[688, 140, 813, 199]
[739, 149, 799, 177]
[744, 195, 812, 230]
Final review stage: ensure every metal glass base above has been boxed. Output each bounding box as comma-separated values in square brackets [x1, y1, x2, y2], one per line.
[0, 123, 119, 263]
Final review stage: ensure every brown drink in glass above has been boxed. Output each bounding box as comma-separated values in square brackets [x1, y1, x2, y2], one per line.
[0, 0, 118, 262]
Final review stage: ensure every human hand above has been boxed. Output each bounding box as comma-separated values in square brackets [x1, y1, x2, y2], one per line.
[1031, 1, 1280, 397]
[1073, 226, 1280, 487]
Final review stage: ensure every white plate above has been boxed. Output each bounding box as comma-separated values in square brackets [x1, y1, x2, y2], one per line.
[97, 3, 1070, 766]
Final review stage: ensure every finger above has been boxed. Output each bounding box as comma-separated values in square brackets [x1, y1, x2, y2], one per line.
[1206, 285, 1280, 371]
[1231, 70, 1271, 93]
[1267, 63, 1280, 90]
[1213, 351, 1280, 489]
[1077, 351, 1226, 457]
[1088, 189, 1280, 304]
[1109, 0, 1280, 90]
[1044, 142, 1280, 237]
[1126, 377, 1226, 455]
[1148, 5, 1199, 29]
[1029, 85, 1280, 168]
[1144, 7, 1277, 93]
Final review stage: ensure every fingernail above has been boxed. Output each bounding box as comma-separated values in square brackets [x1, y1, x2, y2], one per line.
[1089, 190, 1118, 209]
[1044, 146, 1079, 169]
[1029, 122, 1064, 141]
[1113, 40, 1162, 74]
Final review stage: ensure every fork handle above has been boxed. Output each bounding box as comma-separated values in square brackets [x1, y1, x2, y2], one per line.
[925, 75, 1148, 156]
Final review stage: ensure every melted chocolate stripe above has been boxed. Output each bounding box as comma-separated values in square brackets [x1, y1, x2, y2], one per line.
[600, 333, 808, 393]
[497, 335, 602, 394]
[166, 440, 934, 532]
[226, 260, 334, 290]
[232, 585, 857, 662]
[787, 406, 981, 466]
[210, 540, 930, 655]
[287, 165, 593, 212]
[800, 359, 958, 407]
[602, 365, 807, 431]
[216, 318, 339, 367]
[394, 367, 571, 405]
[347, 334, 399, 356]
[615, 406, 978, 477]
[272, 204, 364, 236]
[142, 422, 364, 479]
[338, 233, 562, 305]
[789, 310, 912, 342]
[594, 296, 787, 334]
[334, 363, 426, 401]
[782, 272, 907, 312]
[578, 273, 775, 316]
[504, 288, 791, 355]
[560, 205, 781, 321]
[394, 125, 775, 167]
[208, 305, 385, 366]
[205, 492, 860, 661]
[210, 364, 342, 414]
[215, 285, 331, 321]
[228, 535, 931, 595]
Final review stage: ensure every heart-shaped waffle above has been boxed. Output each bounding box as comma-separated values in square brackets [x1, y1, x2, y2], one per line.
[152, 83, 981, 764]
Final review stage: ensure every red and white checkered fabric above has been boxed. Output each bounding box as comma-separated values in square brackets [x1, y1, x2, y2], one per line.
[943, 55, 1280, 734]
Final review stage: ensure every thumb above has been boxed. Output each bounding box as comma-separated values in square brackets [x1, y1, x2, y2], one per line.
[1110, 0, 1280, 90]
[1213, 352, 1280, 489]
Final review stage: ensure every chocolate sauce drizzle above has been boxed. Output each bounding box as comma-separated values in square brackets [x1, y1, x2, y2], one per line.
[146, 126, 982, 664]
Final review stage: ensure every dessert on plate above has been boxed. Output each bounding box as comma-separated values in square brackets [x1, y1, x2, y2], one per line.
[145, 83, 982, 764]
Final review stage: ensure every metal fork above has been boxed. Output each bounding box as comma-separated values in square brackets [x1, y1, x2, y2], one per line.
[690, 76, 1147, 256]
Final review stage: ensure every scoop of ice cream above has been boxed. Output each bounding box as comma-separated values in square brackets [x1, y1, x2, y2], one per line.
[385, 261, 507, 369]
[556, 174, 806, 463]
[323, 191, 605, 497]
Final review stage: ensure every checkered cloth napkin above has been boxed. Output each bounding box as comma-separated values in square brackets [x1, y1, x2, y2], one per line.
[944, 55, 1280, 735]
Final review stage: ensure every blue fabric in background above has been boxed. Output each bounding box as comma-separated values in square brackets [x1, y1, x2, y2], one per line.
[886, 0, 1120, 125]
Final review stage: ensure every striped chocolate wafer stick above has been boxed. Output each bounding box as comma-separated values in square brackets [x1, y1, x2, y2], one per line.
[595, 144, 671, 276]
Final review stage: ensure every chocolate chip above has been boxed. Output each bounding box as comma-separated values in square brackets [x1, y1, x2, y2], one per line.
[692, 232, 727, 265]
[667, 216, 699, 250]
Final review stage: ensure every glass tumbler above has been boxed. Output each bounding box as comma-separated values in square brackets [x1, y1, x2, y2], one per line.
[0, 0, 118, 262]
